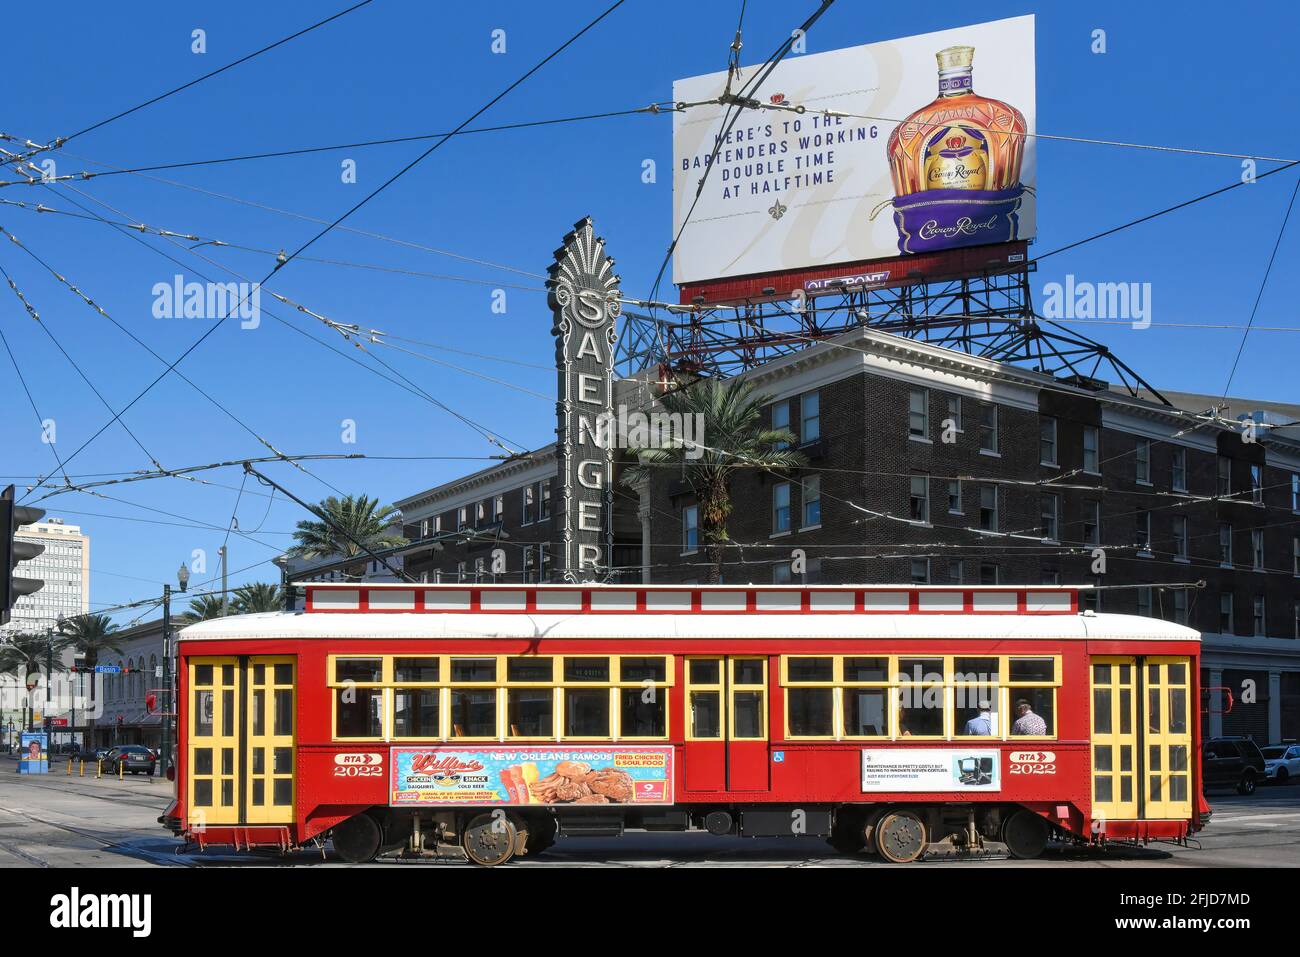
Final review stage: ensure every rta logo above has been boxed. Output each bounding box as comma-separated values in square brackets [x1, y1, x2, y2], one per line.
[1008, 751, 1057, 774]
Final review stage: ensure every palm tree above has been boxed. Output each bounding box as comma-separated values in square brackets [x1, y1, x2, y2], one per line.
[233, 582, 283, 614]
[179, 595, 228, 623]
[55, 614, 121, 673]
[0, 632, 70, 731]
[288, 494, 406, 578]
[621, 377, 806, 583]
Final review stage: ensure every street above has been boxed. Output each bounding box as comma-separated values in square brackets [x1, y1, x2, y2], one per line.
[2, 757, 1298, 868]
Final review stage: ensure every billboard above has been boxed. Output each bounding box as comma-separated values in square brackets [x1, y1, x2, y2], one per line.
[671, 16, 1036, 285]
[390, 746, 674, 806]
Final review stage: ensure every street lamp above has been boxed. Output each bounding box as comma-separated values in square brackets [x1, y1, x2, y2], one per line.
[24, 675, 37, 732]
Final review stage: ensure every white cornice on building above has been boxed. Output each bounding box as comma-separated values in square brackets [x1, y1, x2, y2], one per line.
[395, 446, 557, 521]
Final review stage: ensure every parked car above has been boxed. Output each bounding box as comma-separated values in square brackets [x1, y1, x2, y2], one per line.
[1260, 744, 1300, 784]
[1202, 737, 1267, 795]
[100, 745, 157, 776]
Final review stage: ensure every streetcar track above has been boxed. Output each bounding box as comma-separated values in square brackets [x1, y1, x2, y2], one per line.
[0, 803, 193, 867]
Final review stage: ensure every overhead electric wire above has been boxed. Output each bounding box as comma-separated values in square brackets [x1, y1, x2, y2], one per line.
[22, 0, 627, 479]
[9, 0, 376, 163]
[0, 318, 73, 489]
[1221, 175, 1300, 398]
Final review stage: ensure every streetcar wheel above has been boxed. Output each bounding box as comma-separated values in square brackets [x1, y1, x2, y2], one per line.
[1003, 809, 1049, 860]
[332, 813, 382, 864]
[522, 814, 557, 856]
[875, 810, 927, 863]
[461, 812, 518, 866]
[1237, 772, 1257, 796]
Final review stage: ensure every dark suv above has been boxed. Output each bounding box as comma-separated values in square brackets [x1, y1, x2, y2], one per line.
[101, 745, 157, 776]
[1202, 737, 1267, 795]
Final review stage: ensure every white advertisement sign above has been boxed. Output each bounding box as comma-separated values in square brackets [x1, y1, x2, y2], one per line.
[672, 16, 1036, 284]
[861, 749, 1001, 792]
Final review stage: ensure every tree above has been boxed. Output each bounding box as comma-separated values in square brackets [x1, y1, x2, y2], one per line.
[233, 582, 283, 614]
[621, 377, 805, 583]
[54, 614, 121, 673]
[179, 594, 228, 623]
[288, 494, 406, 578]
[0, 632, 71, 732]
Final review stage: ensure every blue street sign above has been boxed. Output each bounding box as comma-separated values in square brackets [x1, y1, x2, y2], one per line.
[94, 665, 120, 674]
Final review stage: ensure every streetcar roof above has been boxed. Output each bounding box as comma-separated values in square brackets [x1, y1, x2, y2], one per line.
[176, 610, 1200, 643]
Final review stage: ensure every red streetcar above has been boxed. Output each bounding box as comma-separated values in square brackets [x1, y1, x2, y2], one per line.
[161, 582, 1207, 865]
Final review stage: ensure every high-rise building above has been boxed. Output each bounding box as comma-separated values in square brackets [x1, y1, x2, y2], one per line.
[0, 517, 90, 639]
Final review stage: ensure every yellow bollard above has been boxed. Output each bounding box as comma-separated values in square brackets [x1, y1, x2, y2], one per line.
[79, 759, 84, 777]
[96, 759, 102, 779]
[118, 761, 124, 781]
[66, 758, 72, 775]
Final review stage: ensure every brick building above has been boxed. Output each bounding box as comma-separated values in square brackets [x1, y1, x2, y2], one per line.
[393, 329, 1300, 741]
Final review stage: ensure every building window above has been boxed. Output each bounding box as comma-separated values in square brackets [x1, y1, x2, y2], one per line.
[474, 557, 486, 582]
[682, 505, 699, 553]
[1040, 417, 1057, 466]
[1042, 568, 1061, 585]
[909, 475, 929, 523]
[1172, 448, 1187, 492]
[1082, 501, 1100, 546]
[1253, 596, 1266, 637]
[522, 485, 536, 524]
[1294, 536, 1300, 576]
[772, 562, 792, 584]
[947, 560, 964, 584]
[1082, 426, 1099, 473]
[978, 563, 999, 585]
[1219, 524, 1233, 566]
[1172, 589, 1189, 625]
[772, 483, 791, 534]
[1040, 493, 1059, 540]
[457, 506, 468, 530]
[1135, 439, 1151, 484]
[1292, 474, 1299, 512]
[978, 404, 998, 454]
[539, 480, 552, 520]
[1250, 464, 1263, 505]
[908, 388, 928, 439]
[1173, 516, 1189, 560]
[771, 400, 790, 450]
[978, 486, 998, 532]
[946, 395, 962, 433]
[456, 562, 466, 582]
[802, 476, 821, 528]
[1218, 456, 1231, 496]
[947, 479, 962, 515]
[801, 391, 821, 443]
[476, 500, 488, 524]
[910, 558, 930, 584]
[493, 495, 504, 522]
[1220, 593, 1234, 634]
[1136, 511, 1151, 553]
[1252, 529, 1264, 570]
[1137, 587, 1153, 618]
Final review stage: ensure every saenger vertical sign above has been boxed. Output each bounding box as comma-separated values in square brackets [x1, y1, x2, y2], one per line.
[547, 217, 619, 580]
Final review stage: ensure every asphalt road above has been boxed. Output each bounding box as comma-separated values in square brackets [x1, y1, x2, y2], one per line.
[1, 758, 1297, 868]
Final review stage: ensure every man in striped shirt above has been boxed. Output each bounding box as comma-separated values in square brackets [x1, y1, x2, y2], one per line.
[1012, 699, 1047, 736]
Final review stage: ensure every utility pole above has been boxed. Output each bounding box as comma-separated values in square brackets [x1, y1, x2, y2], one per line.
[161, 562, 188, 779]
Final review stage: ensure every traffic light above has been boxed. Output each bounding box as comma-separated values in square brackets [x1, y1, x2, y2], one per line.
[1, 484, 45, 626]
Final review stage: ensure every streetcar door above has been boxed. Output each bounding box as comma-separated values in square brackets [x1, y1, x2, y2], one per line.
[187, 656, 296, 827]
[682, 656, 770, 793]
[1090, 657, 1139, 820]
[1143, 658, 1192, 820]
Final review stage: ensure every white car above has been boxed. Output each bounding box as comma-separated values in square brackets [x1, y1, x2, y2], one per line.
[1260, 744, 1300, 784]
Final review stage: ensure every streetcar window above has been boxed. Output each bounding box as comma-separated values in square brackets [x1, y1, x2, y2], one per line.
[394, 657, 440, 683]
[506, 657, 553, 683]
[689, 659, 720, 685]
[954, 657, 1000, 683]
[335, 658, 383, 684]
[844, 689, 887, 736]
[691, 691, 722, 738]
[274, 663, 292, 686]
[896, 658, 943, 682]
[252, 689, 265, 736]
[1011, 688, 1055, 736]
[564, 657, 610, 683]
[393, 689, 441, 738]
[733, 658, 765, 686]
[621, 688, 666, 737]
[336, 688, 383, 738]
[898, 688, 944, 737]
[1010, 658, 1055, 683]
[620, 657, 667, 683]
[451, 658, 496, 683]
[733, 691, 764, 739]
[787, 657, 833, 683]
[954, 686, 999, 736]
[194, 691, 214, 737]
[194, 664, 213, 686]
[788, 688, 834, 736]
[274, 690, 294, 736]
[564, 688, 610, 737]
[450, 689, 497, 737]
[507, 689, 553, 737]
[194, 748, 213, 775]
[194, 780, 213, 807]
[843, 658, 888, 683]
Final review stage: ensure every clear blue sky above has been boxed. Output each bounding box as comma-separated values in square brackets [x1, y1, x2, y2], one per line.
[2, 0, 1297, 619]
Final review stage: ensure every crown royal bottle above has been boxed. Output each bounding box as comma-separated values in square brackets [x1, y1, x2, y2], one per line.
[884, 45, 1028, 254]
